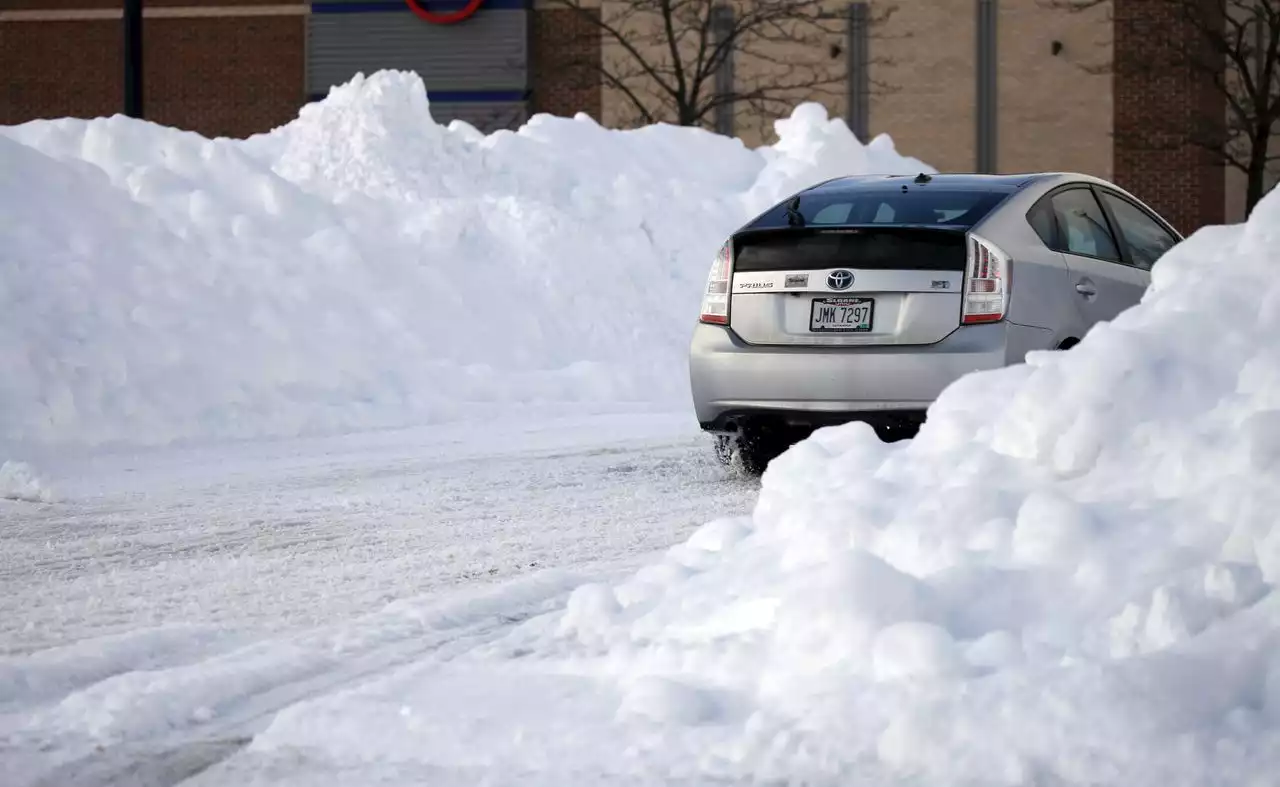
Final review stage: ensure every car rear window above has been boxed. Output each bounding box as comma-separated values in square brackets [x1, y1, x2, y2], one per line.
[733, 228, 969, 272]
[749, 189, 1009, 230]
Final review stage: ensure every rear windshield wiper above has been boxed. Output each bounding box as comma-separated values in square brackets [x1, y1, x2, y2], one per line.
[785, 196, 806, 228]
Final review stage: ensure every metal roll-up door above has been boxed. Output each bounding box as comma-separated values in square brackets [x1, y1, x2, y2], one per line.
[309, 0, 530, 132]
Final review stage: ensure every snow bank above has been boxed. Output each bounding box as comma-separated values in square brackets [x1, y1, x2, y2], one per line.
[0, 70, 929, 451]
[535, 191, 1280, 783]
[0, 461, 56, 503]
[0, 625, 238, 707]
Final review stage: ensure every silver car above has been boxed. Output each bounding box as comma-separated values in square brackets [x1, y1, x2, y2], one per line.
[689, 172, 1183, 474]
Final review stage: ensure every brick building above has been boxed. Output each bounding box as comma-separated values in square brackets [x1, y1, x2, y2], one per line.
[0, 0, 600, 137]
[2, 0, 1270, 232]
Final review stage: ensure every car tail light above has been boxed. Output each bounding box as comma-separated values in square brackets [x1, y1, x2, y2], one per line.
[962, 233, 1008, 324]
[699, 240, 733, 325]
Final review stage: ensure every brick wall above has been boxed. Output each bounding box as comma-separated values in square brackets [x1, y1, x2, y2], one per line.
[6, 0, 120, 9]
[530, 7, 602, 120]
[1, 20, 121, 125]
[145, 16, 304, 138]
[6, 0, 295, 8]
[1, 4, 305, 138]
[1112, 0, 1224, 234]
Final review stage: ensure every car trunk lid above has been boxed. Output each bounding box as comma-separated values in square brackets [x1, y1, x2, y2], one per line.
[728, 226, 968, 347]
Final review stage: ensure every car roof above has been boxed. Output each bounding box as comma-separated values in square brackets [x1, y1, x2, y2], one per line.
[803, 172, 1054, 196]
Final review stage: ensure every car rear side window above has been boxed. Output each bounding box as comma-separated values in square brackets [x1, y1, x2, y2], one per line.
[1050, 188, 1121, 262]
[757, 189, 1007, 229]
[1097, 191, 1178, 270]
[1027, 200, 1057, 247]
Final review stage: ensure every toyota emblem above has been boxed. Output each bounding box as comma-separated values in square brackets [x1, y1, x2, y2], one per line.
[827, 269, 855, 290]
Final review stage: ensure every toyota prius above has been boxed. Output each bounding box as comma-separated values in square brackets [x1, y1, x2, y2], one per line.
[689, 172, 1182, 473]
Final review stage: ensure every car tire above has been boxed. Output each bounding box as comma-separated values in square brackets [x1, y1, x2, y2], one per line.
[714, 428, 787, 477]
[713, 434, 736, 466]
[873, 418, 922, 443]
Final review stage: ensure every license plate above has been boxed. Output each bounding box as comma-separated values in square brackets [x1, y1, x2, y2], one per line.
[810, 297, 874, 332]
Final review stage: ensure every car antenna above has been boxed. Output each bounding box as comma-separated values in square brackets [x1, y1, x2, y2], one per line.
[785, 196, 806, 227]
[913, 172, 932, 184]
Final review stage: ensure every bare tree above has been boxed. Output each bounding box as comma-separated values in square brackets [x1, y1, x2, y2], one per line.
[543, 0, 897, 137]
[1049, 0, 1280, 215]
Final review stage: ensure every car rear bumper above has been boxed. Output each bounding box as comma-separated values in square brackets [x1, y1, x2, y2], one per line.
[689, 320, 1051, 431]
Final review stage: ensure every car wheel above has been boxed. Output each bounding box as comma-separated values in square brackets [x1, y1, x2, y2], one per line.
[714, 427, 788, 477]
[713, 434, 736, 466]
[873, 418, 922, 443]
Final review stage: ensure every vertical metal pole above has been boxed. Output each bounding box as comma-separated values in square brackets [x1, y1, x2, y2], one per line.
[846, 1, 870, 141]
[976, 0, 998, 173]
[124, 0, 144, 118]
[712, 4, 735, 136]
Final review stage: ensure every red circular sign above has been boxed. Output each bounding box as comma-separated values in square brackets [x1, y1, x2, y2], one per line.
[404, 0, 485, 24]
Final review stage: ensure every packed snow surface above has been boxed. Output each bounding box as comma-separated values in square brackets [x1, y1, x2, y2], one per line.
[0, 70, 929, 452]
[7, 66, 1280, 787]
[49, 187, 1279, 787]
[5, 193, 1279, 787]
[0, 461, 55, 504]
[462, 190, 1280, 785]
[0, 414, 756, 787]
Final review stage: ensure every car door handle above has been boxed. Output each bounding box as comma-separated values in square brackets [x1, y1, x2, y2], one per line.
[1075, 282, 1098, 297]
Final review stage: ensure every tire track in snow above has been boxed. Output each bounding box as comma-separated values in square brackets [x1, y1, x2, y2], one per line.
[3, 427, 749, 654]
[10, 568, 594, 787]
[2, 418, 757, 785]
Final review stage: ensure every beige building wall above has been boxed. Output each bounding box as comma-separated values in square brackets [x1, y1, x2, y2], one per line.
[593, 1, 1273, 222]
[596, 2, 683, 131]
[1224, 152, 1280, 224]
[597, 0, 848, 146]
[597, 0, 1115, 178]
[598, 0, 979, 165]
[863, 0, 976, 173]
[1220, 1, 1280, 224]
[994, 0, 1113, 178]
[1225, 169, 1247, 224]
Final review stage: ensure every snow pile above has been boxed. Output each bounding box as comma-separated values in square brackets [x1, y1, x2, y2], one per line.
[0, 461, 56, 504]
[0, 70, 930, 450]
[529, 191, 1280, 783]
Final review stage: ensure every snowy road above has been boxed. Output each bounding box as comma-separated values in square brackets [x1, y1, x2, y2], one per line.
[0, 413, 756, 787]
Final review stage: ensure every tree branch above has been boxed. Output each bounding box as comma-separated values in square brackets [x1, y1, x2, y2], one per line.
[545, 0, 899, 133]
[1045, 0, 1279, 212]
